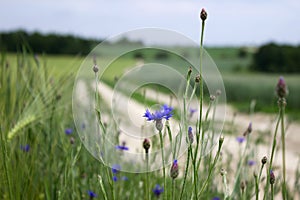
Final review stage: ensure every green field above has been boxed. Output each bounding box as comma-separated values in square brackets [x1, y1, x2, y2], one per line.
[3, 46, 300, 120]
[1, 46, 299, 200]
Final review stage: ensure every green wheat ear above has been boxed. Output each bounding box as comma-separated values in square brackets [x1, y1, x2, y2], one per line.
[7, 115, 36, 141]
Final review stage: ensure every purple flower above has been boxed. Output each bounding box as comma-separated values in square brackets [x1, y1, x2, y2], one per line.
[170, 159, 179, 179]
[65, 128, 73, 135]
[113, 176, 118, 182]
[143, 104, 173, 121]
[243, 122, 252, 136]
[112, 164, 121, 174]
[153, 184, 164, 197]
[236, 136, 245, 144]
[20, 144, 30, 152]
[115, 145, 129, 151]
[270, 170, 275, 184]
[248, 160, 256, 166]
[121, 176, 128, 181]
[87, 190, 97, 199]
[189, 108, 197, 117]
[276, 76, 288, 98]
[188, 127, 194, 144]
[212, 197, 220, 200]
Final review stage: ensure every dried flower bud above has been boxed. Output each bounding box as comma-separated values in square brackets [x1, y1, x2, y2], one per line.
[200, 8, 207, 21]
[210, 95, 216, 101]
[276, 76, 288, 98]
[188, 127, 194, 144]
[70, 137, 75, 144]
[243, 122, 252, 136]
[261, 156, 267, 165]
[216, 90, 221, 96]
[220, 168, 227, 176]
[187, 67, 192, 78]
[253, 171, 257, 178]
[143, 138, 151, 153]
[195, 75, 200, 83]
[219, 135, 224, 147]
[170, 160, 179, 179]
[270, 170, 275, 185]
[93, 65, 99, 73]
[240, 180, 246, 191]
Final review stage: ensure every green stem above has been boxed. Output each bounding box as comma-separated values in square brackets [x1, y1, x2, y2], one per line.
[255, 164, 265, 200]
[271, 184, 274, 200]
[98, 175, 108, 200]
[146, 152, 150, 200]
[197, 137, 223, 197]
[230, 134, 250, 199]
[193, 18, 206, 200]
[172, 179, 175, 200]
[159, 130, 167, 200]
[179, 146, 191, 200]
[280, 100, 287, 200]
[0, 128, 13, 200]
[263, 110, 281, 200]
[222, 173, 229, 200]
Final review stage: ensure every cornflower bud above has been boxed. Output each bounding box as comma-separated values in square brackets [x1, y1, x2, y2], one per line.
[143, 138, 151, 153]
[200, 8, 207, 21]
[170, 160, 179, 179]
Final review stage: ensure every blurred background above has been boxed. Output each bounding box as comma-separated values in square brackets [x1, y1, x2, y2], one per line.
[1, 0, 299, 117]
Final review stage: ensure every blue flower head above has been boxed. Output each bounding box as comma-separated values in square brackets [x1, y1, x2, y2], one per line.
[65, 128, 73, 135]
[153, 184, 164, 197]
[20, 144, 30, 152]
[115, 145, 129, 151]
[212, 197, 220, 200]
[143, 104, 173, 121]
[87, 190, 97, 198]
[236, 136, 245, 144]
[189, 108, 197, 117]
[248, 160, 256, 166]
[112, 164, 121, 174]
[113, 176, 118, 182]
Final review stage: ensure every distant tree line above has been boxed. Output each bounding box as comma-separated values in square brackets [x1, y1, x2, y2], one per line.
[251, 43, 300, 73]
[0, 30, 102, 55]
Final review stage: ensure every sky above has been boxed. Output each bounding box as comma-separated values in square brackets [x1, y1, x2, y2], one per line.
[1, 0, 299, 46]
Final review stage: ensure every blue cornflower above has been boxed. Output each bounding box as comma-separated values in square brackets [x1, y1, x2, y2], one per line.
[122, 176, 128, 181]
[236, 136, 245, 144]
[212, 197, 220, 200]
[87, 190, 97, 199]
[153, 184, 164, 197]
[115, 145, 129, 151]
[143, 104, 173, 121]
[112, 164, 121, 174]
[65, 128, 73, 135]
[20, 144, 30, 152]
[113, 176, 118, 182]
[189, 108, 197, 117]
[248, 160, 256, 166]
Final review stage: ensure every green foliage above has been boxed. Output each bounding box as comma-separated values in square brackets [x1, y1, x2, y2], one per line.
[251, 43, 300, 73]
[0, 30, 101, 55]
